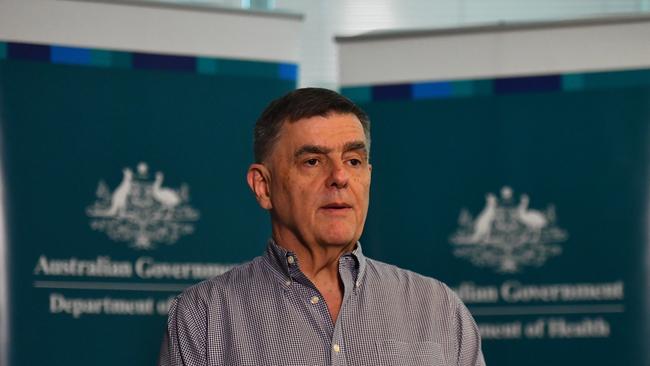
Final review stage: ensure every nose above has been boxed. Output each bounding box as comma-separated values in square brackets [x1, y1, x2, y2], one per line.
[326, 161, 349, 189]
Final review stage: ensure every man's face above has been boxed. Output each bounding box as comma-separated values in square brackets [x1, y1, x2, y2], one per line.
[265, 113, 371, 249]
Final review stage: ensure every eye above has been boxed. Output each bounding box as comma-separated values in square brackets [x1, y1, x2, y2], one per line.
[348, 158, 362, 166]
[305, 158, 319, 166]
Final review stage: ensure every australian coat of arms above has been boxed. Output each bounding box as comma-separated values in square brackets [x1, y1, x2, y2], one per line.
[449, 186, 568, 273]
[86, 162, 200, 250]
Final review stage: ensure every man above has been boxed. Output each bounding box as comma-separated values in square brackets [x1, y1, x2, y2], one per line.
[159, 88, 485, 366]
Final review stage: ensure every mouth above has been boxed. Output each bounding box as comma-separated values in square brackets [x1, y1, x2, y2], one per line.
[320, 202, 353, 212]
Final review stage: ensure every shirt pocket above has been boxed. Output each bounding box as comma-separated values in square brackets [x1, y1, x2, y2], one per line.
[377, 339, 444, 366]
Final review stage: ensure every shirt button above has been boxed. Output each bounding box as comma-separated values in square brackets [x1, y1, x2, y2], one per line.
[285, 280, 291, 286]
[287, 256, 295, 265]
[333, 344, 341, 353]
[310, 296, 319, 304]
[355, 280, 361, 288]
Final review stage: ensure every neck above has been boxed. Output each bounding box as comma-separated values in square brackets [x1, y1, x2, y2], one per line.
[272, 229, 353, 323]
[272, 230, 355, 281]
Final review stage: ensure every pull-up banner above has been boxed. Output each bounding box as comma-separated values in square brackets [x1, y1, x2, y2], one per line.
[343, 70, 650, 366]
[0, 41, 296, 366]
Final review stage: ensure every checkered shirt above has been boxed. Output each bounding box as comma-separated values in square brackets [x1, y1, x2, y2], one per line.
[159, 240, 486, 366]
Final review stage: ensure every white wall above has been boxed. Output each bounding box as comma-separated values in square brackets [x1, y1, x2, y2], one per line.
[0, 0, 302, 62]
[276, 0, 648, 87]
[337, 15, 650, 86]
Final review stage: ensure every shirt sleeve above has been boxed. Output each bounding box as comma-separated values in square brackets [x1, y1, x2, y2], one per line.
[455, 297, 486, 366]
[158, 293, 207, 366]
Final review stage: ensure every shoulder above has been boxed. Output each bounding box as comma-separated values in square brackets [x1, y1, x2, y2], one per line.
[365, 257, 452, 291]
[364, 258, 463, 311]
[171, 256, 269, 312]
[161, 257, 274, 364]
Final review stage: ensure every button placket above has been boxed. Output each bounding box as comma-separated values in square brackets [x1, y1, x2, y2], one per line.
[331, 258, 355, 366]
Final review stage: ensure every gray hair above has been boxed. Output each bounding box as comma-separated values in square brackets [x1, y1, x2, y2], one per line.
[253, 88, 371, 163]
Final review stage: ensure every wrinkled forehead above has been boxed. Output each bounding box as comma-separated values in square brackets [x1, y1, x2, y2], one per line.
[279, 113, 367, 149]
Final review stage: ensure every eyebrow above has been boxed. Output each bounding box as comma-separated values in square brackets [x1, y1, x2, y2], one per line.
[293, 140, 368, 159]
[294, 145, 332, 158]
[343, 141, 368, 155]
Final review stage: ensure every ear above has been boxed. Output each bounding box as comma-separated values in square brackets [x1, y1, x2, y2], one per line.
[247, 163, 273, 210]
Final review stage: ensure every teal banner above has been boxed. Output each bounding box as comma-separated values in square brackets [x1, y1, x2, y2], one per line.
[0, 42, 295, 365]
[344, 70, 650, 366]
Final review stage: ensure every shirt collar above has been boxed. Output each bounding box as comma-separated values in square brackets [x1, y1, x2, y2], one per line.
[264, 238, 367, 286]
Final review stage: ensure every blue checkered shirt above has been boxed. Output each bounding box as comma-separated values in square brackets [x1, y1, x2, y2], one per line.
[159, 240, 485, 366]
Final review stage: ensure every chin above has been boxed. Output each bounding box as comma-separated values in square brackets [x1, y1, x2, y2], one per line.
[318, 230, 358, 247]
[314, 221, 361, 247]
[321, 238, 355, 248]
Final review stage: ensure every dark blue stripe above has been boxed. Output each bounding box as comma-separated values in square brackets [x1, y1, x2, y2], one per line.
[412, 82, 453, 99]
[7, 43, 50, 61]
[372, 84, 411, 101]
[132, 53, 196, 71]
[51, 46, 92, 65]
[494, 75, 561, 94]
[278, 63, 298, 81]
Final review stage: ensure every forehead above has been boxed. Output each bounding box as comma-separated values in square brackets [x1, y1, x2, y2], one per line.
[279, 113, 365, 147]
